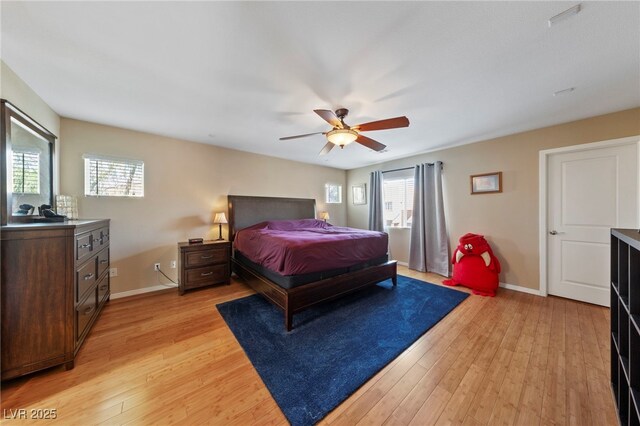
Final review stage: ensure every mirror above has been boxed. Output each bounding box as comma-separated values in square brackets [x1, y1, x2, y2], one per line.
[1, 100, 56, 224]
[10, 119, 52, 216]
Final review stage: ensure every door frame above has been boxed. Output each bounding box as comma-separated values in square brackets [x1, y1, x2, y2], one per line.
[538, 135, 640, 297]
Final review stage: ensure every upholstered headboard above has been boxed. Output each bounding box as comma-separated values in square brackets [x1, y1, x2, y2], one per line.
[227, 195, 316, 241]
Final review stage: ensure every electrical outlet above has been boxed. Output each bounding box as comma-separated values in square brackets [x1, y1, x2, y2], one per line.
[109, 268, 118, 277]
[154, 263, 160, 271]
[170, 260, 177, 269]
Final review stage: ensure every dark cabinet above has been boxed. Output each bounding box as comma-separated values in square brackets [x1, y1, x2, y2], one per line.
[1, 219, 110, 380]
[178, 240, 230, 295]
[610, 229, 640, 426]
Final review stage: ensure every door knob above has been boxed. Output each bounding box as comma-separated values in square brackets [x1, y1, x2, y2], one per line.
[549, 230, 563, 235]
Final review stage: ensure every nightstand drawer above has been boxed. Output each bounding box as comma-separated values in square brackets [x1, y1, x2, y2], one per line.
[185, 248, 228, 267]
[184, 264, 229, 288]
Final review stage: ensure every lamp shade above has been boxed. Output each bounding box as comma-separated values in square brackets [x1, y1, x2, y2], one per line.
[326, 129, 358, 146]
[213, 212, 228, 224]
[320, 211, 330, 220]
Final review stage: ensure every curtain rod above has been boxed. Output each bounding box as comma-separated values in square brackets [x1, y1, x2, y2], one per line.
[381, 166, 413, 174]
[381, 162, 443, 174]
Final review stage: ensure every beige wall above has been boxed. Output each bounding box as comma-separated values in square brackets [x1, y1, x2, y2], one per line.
[60, 118, 347, 295]
[347, 108, 640, 291]
[0, 61, 60, 137]
[1, 61, 61, 193]
[387, 227, 411, 265]
[4, 59, 639, 294]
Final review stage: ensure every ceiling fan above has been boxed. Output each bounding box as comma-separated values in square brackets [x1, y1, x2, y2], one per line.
[280, 108, 410, 155]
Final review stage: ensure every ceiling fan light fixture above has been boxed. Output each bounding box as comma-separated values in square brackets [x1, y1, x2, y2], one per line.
[326, 129, 358, 146]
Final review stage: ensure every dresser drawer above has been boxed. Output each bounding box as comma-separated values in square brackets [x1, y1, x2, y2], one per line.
[76, 289, 97, 342]
[97, 248, 110, 277]
[76, 232, 93, 262]
[76, 258, 97, 302]
[97, 275, 109, 303]
[184, 264, 229, 288]
[101, 227, 110, 245]
[93, 227, 110, 250]
[185, 247, 228, 267]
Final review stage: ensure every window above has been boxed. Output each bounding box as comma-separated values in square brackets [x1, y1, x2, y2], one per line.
[325, 184, 342, 203]
[84, 155, 144, 197]
[12, 150, 40, 194]
[383, 172, 414, 228]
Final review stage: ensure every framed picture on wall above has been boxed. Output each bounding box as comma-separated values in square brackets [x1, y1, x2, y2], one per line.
[352, 183, 366, 205]
[471, 172, 502, 194]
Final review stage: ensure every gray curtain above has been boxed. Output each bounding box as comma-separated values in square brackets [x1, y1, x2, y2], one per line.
[368, 170, 384, 232]
[409, 162, 449, 275]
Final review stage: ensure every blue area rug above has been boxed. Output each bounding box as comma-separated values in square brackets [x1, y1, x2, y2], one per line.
[216, 275, 468, 426]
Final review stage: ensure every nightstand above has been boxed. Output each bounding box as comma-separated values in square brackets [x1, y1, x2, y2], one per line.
[178, 240, 231, 295]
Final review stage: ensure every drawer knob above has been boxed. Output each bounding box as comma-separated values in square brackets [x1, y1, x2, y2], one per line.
[83, 305, 95, 315]
[201, 255, 214, 259]
[200, 272, 213, 277]
[80, 243, 91, 249]
[100, 260, 109, 264]
[99, 284, 108, 291]
[83, 273, 94, 281]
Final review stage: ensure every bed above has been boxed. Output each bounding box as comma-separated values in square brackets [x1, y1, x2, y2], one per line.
[228, 195, 397, 331]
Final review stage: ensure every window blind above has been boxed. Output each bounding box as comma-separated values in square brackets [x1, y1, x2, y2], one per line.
[84, 155, 144, 197]
[325, 184, 342, 204]
[12, 150, 40, 194]
[382, 176, 414, 227]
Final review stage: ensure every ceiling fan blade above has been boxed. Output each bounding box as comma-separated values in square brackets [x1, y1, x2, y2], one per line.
[356, 134, 386, 152]
[314, 109, 342, 128]
[279, 132, 324, 141]
[353, 116, 409, 132]
[319, 142, 335, 156]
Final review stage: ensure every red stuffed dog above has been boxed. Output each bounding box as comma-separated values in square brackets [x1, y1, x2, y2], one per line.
[443, 233, 501, 296]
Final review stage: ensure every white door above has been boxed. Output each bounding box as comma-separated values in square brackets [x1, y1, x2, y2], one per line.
[548, 142, 638, 306]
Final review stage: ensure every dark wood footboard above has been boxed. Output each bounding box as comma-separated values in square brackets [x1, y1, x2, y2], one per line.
[231, 258, 397, 331]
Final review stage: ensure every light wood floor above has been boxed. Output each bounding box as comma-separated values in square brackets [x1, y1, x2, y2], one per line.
[1, 266, 616, 425]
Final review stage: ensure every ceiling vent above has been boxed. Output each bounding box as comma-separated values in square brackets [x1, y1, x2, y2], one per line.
[553, 87, 576, 96]
[548, 4, 582, 27]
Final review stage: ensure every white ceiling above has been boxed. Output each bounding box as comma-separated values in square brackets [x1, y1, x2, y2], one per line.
[1, 2, 639, 170]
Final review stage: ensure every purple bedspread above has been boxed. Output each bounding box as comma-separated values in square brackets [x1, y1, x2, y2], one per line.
[234, 219, 388, 275]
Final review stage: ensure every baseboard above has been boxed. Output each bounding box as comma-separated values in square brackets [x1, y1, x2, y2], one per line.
[109, 278, 541, 299]
[111, 283, 178, 300]
[499, 282, 542, 296]
[397, 261, 409, 267]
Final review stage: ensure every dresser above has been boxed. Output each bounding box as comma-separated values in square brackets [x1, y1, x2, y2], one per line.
[1, 219, 110, 380]
[178, 240, 231, 294]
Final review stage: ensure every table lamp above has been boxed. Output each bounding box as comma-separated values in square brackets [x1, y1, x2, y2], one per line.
[320, 211, 330, 222]
[213, 212, 228, 240]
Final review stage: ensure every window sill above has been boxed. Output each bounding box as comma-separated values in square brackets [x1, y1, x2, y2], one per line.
[84, 195, 144, 198]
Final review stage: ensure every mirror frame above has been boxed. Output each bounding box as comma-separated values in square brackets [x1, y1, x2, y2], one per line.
[1, 99, 57, 225]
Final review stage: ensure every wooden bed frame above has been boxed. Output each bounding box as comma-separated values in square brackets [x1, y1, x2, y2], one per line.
[227, 195, 397, 331]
